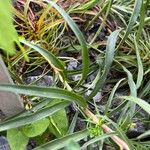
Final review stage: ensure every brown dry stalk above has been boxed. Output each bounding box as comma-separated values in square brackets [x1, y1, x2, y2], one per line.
[83, 108, 130, 150]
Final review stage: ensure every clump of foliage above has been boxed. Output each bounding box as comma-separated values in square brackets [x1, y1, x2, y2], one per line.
[0, 0, 150, 150]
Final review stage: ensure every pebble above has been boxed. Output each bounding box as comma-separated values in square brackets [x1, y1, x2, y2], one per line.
[0, 136, 10, 150]
[24, 75, 53, 86]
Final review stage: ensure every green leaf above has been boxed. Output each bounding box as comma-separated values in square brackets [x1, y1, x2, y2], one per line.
[117, 0, 143, 49]
[20, 40, 67, 80]
[66, 140, 80, 150]
[34, 129, 89, 150]
[137, 130, 150, 139]
[88, 30, 120, 100]
[136, 0, 149, 40]
[0, 101, 69, 132]
[48, 100, 68, 137]
[81, 133, 114, 149]
[44, 0, 90, 84]
[90, 0, 113, 44]
[122, 66, 137, 97]
[0, 84, 87, 107]
[105, 78, 125, 115]
[74, 0, 102, 11]
[119, 96, 150, 115]
[7, 128, 29, 150]
[22, 118, 49, 137]
[134, 35, 144, 89]
[138, 80, 150, 98]
[0, 0, 18, 55]
[120, 66, 137, 118]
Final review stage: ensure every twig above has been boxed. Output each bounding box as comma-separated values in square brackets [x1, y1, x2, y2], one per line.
[83, 108, 130, 150]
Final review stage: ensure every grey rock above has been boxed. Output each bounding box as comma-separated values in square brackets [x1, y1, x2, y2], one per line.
[86, 90, 102, 102]
[0, 136, 10, 150]
[24, 75, 53, 86]
[67, 60, 78, 70]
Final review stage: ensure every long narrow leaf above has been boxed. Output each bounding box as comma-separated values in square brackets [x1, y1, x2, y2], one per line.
[44, 0, 90, 84]
[117, 0, 143, 49]
[119, 96, 150, 115]
[121, 66, 137, 118]
[0, 101, 69, 132]
[0, 84, 87, 107]
[105, 78, 125, 115]
[137, 130, 150, 139]
[88, 30, 120, 100]
[134, 35, 144, 89]
[122, 66, 137, 97]
[34, 129, 89, 150]
[81, 133, 114, 149]
[20, 39, 67, 80]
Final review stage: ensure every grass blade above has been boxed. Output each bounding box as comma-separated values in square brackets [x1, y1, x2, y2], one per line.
[0, 84, 87, 107]
[74, 0, 102, 11]
[138, 80, 150, 98]
[88, 30, 120, 100]
[117, 0, 143, 49]
[90, 0, 113, 44]
[104, 78, 125, 115]
[44, 0, 90, 84]
[137, 130, 150, 139]
[81, 133, 114, 149]
[122, 66, 137, 97]
[119, 96, 150, 115]
[121, 66, 137, 118]
[20, 39, 67, 80]
[136, 0, 149, 40]
[0, 101, 69, 132]
[34, 129, 89, 150]
[134, 35, 144, 89]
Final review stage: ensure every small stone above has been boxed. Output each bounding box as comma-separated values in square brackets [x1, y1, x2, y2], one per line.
[67, 60, 78, 70]
[0, 136, 10, 150]
[86, 90, 102, 102]
[24, 75, 53, 86]
[93, 92, 102, 102]
[72, 74, 82, 81]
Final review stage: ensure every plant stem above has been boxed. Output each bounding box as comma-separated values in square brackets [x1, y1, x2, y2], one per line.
[83, 108, 130, 150]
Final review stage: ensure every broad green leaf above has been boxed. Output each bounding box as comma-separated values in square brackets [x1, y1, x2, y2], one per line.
[88, 30, 120, 100]
[48, 99, 68, 137]
[0, 101, 69, 132]
[117, 0, 143, 49]
[7, 128, 29, 150]
[20, 40, 67, 80]
[22, 118, 49, 137]
[119, 96, 150, 115]
[34, 129, 89, 150]
[44, 0, 90, 84]
[0, 0, 18, 54]
[0, 84, 87, 107]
